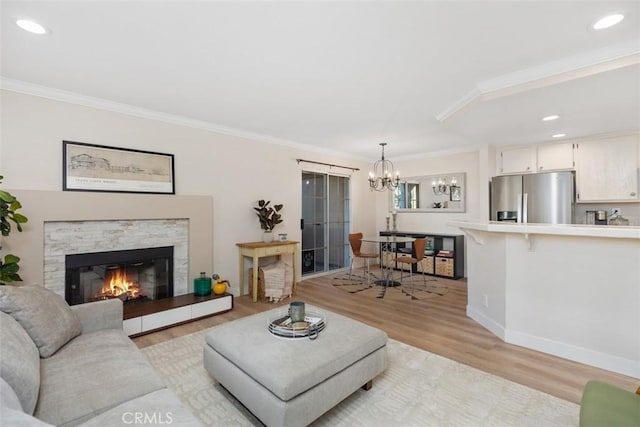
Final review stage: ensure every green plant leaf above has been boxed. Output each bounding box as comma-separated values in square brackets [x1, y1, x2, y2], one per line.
[12, 213, 27, 223]
[0, 190, 15, 203]
[4, 254, 20, 264]
[2, 263, 19, 274]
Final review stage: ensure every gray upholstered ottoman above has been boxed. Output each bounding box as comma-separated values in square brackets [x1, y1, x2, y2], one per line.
[203, 306, 388, 427]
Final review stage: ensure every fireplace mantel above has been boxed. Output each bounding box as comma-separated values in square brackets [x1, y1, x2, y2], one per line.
[1, 190, 213, 293]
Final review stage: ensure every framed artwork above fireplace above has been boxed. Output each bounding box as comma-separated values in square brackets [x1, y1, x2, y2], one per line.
[62, 140, 175, 194]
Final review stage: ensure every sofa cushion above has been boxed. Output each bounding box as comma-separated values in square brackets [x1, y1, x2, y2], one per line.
[0, 406, 55, 427]
[35, 328, 166, 426]
[0, 285, 81, 358]
[0, 312, 40, 414]
[0, 376, 24, 412]
[77, 389, 203, 427]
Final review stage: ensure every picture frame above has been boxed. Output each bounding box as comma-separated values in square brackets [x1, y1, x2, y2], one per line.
[63, 141, 175, 194]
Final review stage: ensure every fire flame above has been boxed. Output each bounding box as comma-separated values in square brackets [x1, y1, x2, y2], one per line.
[96, 269, 143, 300]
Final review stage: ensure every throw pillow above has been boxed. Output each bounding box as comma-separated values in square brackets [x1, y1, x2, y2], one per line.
[0, 286, 82, 358]
[0, 312, 40, 414]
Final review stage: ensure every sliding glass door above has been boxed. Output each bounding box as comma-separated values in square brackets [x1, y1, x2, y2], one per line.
[301, 172, 350, 275]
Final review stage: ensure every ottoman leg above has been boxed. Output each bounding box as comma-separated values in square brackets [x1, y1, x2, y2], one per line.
[362, 380, 373, 391]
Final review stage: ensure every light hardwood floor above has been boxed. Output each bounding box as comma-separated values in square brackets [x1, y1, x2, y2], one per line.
[133, 269, 638, 404]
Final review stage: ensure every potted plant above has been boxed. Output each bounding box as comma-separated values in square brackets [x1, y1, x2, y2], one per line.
[253, 200, 283, 243]
[0, 176, 28, 285]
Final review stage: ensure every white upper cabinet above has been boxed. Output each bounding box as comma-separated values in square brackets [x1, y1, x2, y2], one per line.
[537, 142, 574, 172]
[574, 135, 639, 202]
[497, 145, 536, 174]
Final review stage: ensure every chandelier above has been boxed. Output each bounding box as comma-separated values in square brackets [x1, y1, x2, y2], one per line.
[432, 177, 458, 195]
[368, 143, 400, 191]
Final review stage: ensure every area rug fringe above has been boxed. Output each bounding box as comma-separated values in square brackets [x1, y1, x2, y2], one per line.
[142, 329, 578, 426]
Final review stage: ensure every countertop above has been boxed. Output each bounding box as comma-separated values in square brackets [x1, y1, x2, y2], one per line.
[447, 220, 640, 240]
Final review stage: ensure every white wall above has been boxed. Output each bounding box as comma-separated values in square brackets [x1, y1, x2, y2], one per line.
[0, 89, 382, 294]
[389, 150, 481, 234]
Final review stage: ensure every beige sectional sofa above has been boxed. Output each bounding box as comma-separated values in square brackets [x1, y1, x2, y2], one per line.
[0, 285, 202, 426]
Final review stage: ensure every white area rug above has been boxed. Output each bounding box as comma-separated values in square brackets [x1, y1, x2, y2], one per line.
[142, 329, 579, 426]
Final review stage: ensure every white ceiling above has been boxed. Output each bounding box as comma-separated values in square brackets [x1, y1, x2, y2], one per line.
[1, 1, 639, 161]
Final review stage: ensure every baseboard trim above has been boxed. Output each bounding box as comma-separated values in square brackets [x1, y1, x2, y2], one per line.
[505, 329, 640, 380]
[466, 305, 506, 340]
[467, 305, 640, 379]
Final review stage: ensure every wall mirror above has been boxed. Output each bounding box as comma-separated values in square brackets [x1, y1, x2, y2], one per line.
[390, 172, 466, 213]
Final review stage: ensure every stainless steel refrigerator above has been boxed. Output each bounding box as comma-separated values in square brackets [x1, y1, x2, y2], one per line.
[490, 171, 575, 224]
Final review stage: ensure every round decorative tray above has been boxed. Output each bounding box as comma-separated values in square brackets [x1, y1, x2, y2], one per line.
[267, 308, 326, 340]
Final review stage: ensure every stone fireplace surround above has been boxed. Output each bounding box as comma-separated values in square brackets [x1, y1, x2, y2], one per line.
[2, 190, 213, 295]
[45, 219, 188, 297]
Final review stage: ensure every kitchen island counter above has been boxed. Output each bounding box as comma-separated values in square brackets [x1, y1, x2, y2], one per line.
[449, 220, 640, 379]
[448, 220, 640, 240]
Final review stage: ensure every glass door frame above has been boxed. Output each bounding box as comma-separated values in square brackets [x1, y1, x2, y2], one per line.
[301, 170, 351, 277]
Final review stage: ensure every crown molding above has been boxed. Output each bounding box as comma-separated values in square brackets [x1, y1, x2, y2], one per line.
[436, 39, 640, 123]
[0, 77, 367, 162]
[434, 87, 482, 123]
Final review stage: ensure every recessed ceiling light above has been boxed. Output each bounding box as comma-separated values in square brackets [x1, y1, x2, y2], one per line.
[552, 133, 567, 138]
[592, 14, 624, 30]
[542, 115, 559, 121]
[16, 19, 47, 35]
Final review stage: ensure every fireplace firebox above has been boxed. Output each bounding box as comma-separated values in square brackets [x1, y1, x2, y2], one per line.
[65, 246, 174, 306]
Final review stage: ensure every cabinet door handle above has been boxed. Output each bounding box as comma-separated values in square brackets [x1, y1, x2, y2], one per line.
[631, 192, 637, 197]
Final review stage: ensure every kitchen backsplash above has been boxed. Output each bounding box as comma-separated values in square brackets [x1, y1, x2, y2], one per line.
[575, 203, 640, 226]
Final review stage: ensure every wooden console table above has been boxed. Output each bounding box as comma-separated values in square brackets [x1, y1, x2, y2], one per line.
[236, 240, 299, 302]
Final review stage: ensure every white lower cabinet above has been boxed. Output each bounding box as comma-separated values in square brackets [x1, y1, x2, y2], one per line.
[142, 306, 191, 332]
[123, 317, 142, 336]
[124, 294, 233, 336]
[191, 297, 232, 318]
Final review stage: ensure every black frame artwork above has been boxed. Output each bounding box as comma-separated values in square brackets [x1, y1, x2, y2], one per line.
[62, 141, 175, 194]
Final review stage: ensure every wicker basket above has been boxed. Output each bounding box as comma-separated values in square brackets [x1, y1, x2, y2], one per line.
[435, 257, 454, 277]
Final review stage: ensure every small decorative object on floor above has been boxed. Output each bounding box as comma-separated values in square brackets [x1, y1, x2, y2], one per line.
[194, 272, 212, 296]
